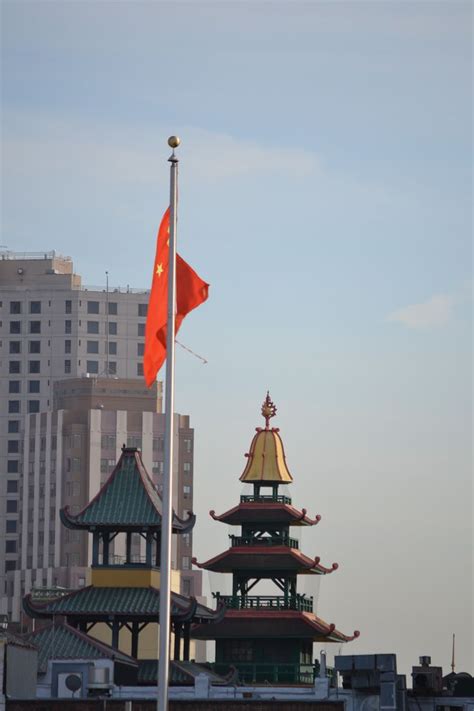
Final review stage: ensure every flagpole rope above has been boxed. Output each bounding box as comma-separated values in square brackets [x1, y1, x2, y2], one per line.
[175, 339, 208, 364]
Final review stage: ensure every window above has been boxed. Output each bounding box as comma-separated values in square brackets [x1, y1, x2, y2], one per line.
[65, 300, 72, 313]
[108, 302, 118, 315]
[10, 301, 22, 314]
[6, 501, 17, 513]
[29, 320, 41, 333]
[7, 461, 19, 473]
[153, 437, 164, 452]
[6, 521, 17, 534]
[29, 380, 40, 393]
[65, 339, 71, 353]
[29, 360, 40, 373]
[101, 434, 116, 449]
[183, 438, 192, 453]
[29, 340, 41, 353]
[182, 556, 191, 570]
[183, 462, 191, 474]
[7, 481, 18, 493]
[108, 321, 117, 335]
[86, 360, 98, 374]
[5, 561, 16, 573]
[64, 359, 71, 374]
[30, 301, 41, 314]
[100, 458, 109, 473]
[9, 361, 20, 374]
[152, 461, 164, 475]
[9, 381, 20, 394]
[8, 401, 20, 414]
[8, 440, 19, 454]
[107, 361, 117, 375]
[5, 540, 17, 554]
[137, 323, 145, 337]
[87, 301, 100, 314]
[183, 485, 192, 497]
[9, 341, 21, 354]
[72, 457, 81, 473]
[28, 400, 40, 413]
[65, 320, 72, 334]
[182, 578, 191, 596]
[137, 342, 145, 357]
[138, 303, 148, 317]
[9, 321, 21, 334]
[87, 321, 99, 334]
[127, 436, 142, 449]
[137, 363, 143, 376]
[108, 341, 117, 355]
[87, 340, 99, 354]
[8, 421, 19, 434]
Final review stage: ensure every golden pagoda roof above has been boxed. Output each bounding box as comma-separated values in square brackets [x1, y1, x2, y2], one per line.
[239, 393, 293, 484]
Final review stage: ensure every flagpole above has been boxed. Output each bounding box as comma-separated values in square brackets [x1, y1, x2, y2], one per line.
[157, 135, 180, 711]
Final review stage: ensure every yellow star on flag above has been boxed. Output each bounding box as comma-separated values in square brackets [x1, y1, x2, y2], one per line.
[156, 263, 164, 277]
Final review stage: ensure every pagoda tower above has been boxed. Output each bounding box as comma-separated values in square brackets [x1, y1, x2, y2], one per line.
[192, 394, 359, 684]
[24, 446, 222, 661]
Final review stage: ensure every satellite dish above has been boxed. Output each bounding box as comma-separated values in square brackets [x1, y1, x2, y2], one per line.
[65, 673, 82, 696]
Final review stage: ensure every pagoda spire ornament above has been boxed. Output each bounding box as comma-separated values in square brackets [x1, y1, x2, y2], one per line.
[262, 391, 277, 429]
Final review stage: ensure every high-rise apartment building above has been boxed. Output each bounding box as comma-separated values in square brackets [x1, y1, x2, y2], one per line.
[0, 252, 200, 620]
[7, 377, 198, 625]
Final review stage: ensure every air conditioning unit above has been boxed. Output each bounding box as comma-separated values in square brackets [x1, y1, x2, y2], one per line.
[88, 667, 112, 697]
[412, 657, 443, 694]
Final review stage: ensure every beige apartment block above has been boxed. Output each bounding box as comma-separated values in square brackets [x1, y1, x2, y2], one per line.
[0, 253, 201, 623]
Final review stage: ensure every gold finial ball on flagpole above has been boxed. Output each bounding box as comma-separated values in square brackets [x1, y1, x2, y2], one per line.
[168, 136, 180, 149]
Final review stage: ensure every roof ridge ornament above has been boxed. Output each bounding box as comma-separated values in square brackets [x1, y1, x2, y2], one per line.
[261, 391, 277, 430]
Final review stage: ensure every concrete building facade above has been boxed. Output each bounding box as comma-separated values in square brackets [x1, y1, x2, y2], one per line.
[0, 252, 200, 620]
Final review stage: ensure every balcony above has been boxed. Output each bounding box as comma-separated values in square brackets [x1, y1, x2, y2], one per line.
[229, 535, 299, 550]
[215, 593, 314, 613]
[240, 495, 292, 505]
[213, 661, 316, 684]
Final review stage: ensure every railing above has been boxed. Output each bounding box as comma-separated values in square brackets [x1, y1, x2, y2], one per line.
[213, 661, 316, 684]
[81, 284, 150, 294]
[240, 495, 292, 505]
[0, 250, 71, 261]
[104, 555, 149, 566]
[214, 594, 314, 613]
[30, 587, 75, 600]
[229, 535, 299, 549]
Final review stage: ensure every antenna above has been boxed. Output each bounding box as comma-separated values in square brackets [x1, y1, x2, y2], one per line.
[451, 633, 455, 673]
[105, 271, 109, 376]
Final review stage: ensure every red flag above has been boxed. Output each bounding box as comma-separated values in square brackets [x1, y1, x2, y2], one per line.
[144, 208, 209, 386]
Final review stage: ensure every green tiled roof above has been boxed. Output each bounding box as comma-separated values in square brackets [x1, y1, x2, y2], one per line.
[24, 622, 136, 674]
[60, 448, 194, 531]
[24, 586, 193, 620]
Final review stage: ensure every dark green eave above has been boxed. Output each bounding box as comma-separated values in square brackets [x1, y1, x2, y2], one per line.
[60, 447, 195, 533]
[23, 621, 137, 674]
[23, 586, 224, 625]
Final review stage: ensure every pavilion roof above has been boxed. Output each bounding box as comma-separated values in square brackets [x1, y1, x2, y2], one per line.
[210, 503, 321, 527]
[23, 620, 137, 674]
[23, 586, 223, 625]
[192, 547, 339, 575]
[60, 447, 195, 533]
[239, 394, 293, 485]
[191, 609, 360, 644]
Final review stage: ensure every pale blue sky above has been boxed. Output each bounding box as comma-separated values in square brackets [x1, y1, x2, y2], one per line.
[1, 0, 472, 677]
